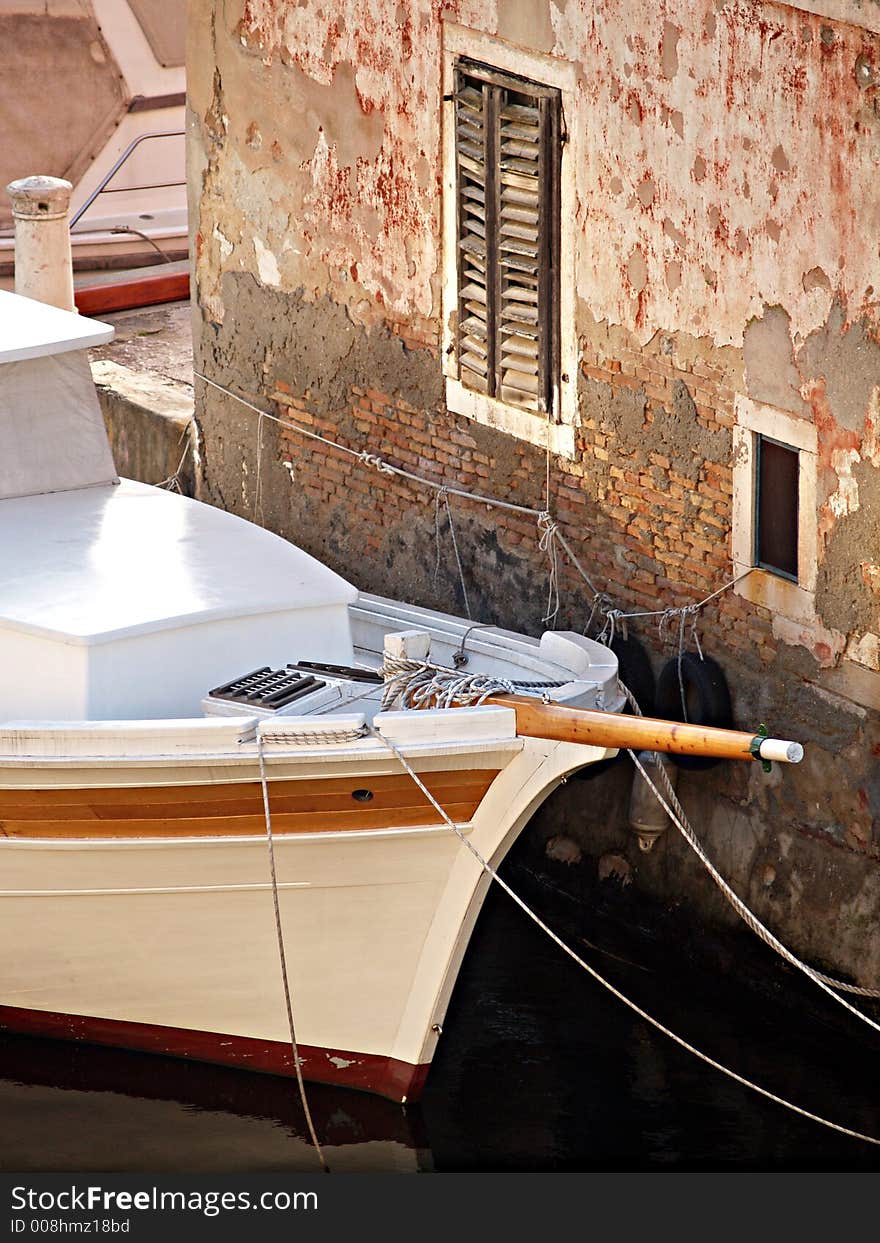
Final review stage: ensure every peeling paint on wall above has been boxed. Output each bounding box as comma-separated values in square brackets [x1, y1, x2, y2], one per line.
[193, 0, 880, 347]
[189, 0, 880, 651]
[189, 0, 880, 963]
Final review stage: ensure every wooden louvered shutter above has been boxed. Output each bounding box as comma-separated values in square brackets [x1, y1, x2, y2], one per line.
[454, 74, 493, 394]
[454, 63, 560, 416]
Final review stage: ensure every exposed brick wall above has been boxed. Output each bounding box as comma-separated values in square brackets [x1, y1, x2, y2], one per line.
[190, 0, 880, 980]
[267, 331, 775, 676]
[225, 309, 874, 865]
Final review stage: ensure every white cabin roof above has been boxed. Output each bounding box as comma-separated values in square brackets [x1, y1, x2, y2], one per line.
[0, 290, 114, 362]
[0, 479, 357, 646]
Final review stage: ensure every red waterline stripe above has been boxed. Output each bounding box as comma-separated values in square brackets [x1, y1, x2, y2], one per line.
[0, 1005, 429, 1103]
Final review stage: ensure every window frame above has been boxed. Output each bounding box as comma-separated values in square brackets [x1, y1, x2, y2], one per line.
[441, 23, 578, 458]
[732, 396, 818, 622]
[754, 433, 800, 582]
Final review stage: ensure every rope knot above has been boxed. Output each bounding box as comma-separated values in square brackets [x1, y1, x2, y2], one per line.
[359, 450, 395, 475]
[657, 607, 681, 645]
[536, 511, 561, 626]
[536, 510, 559, 548]
[584, 591, 613, 638]
[598, 607, 628, 645]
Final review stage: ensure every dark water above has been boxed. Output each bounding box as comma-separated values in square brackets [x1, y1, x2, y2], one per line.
[2, 844, 879, 1173]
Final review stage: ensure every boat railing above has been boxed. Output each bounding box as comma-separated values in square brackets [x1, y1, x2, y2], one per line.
[68, 129, 185, 234]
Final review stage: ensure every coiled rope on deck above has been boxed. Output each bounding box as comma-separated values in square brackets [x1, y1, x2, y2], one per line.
[380, 654, 564, 712]
[260, 722, 370, 746]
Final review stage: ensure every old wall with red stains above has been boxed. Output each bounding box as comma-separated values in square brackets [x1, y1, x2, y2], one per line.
[189, 0, 880, 981]
[194, 0, 880, 333]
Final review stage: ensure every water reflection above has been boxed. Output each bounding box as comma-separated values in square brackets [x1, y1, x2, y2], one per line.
[0, 1036, 430, 1173]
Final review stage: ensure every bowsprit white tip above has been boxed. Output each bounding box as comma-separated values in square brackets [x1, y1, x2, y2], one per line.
[758, 737, 804, 764]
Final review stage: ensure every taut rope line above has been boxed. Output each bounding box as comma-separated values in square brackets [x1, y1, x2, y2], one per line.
[256, 734, 329, 1172]
[378, 730, 880, 1148]
[380, 656, 880, 1013]
[620, 688, 880, 1004]
[192, 371, 749, 634]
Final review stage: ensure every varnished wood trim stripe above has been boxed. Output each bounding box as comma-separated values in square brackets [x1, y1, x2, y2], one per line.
[1, 782, 494, 820]
[0, 1005, 429, 1103]
[0, 770, 500, 839]
[0, 802, 485, 839]
[0, 770, 496, 809]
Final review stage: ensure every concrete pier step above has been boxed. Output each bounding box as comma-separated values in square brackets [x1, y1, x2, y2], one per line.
[88, 301, 196, 494]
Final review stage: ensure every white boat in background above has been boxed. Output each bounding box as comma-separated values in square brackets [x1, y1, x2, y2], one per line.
[0, 0, 186, 282]
[0, 291, 802, 1101]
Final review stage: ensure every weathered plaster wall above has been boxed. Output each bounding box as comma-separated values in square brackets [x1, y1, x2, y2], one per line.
[192, 0, 457, 326]
[189, 0, 880, 983]
[195, 1, 880, 340]
[570, 0, 880, 348]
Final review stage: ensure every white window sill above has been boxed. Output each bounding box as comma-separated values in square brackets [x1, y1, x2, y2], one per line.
[733, 565, 817, 625]
[445, 378, 576, 459]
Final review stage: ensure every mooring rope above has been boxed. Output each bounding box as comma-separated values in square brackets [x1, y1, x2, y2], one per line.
[381, 646, 880, 1011]
[537, 511, 562, 625]
[256, 734, 329, 1172]
[378, 730, 880, 1148]
[434, 487, 472, 620]
[619, 683, 880, 1005]
[253, 409, 267, 525]
[192, 371, 751, 640]
[154, 418, 195, 494]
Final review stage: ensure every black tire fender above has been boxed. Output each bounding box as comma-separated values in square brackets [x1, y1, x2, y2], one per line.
[609, 633, 656, 717]
[573, 632, 655, 781]
[655, 651, 733, 771]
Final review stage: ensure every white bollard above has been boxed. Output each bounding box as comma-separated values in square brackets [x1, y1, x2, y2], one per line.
[6, 175, 75, 311]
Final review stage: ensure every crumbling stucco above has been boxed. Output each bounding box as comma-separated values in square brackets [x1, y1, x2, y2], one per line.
[817, 457, 880, 633]
[580, 373, 731, 483]
[190, 0, 880, 976]
[206, 271, 443, 415]
[191, 0, 462, 323]
[743, 307, 810, 418]
[799, 304, 880, 434]
[191, 1, 880, 346]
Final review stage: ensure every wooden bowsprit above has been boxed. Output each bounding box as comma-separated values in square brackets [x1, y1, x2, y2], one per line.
[485, 694, 804, 766]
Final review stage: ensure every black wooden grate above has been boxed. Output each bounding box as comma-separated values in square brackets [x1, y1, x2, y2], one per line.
[208, 666, 326, 710]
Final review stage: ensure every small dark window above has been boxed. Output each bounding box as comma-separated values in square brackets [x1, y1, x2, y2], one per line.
[755, 436, 799, 581]
[453, 60, 561, 415]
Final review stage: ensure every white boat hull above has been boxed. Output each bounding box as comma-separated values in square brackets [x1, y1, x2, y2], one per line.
[0, 729, 609, 1100]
